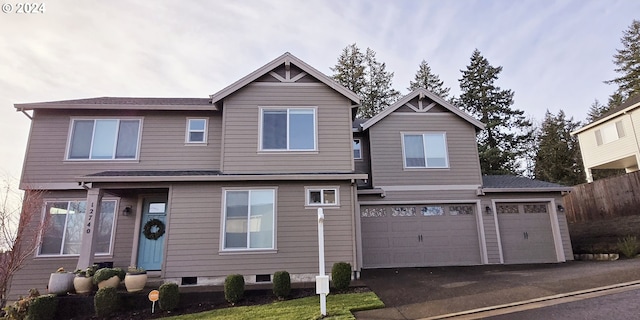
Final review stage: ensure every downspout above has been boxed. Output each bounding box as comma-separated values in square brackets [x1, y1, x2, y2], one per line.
[18, 108, 33, 120]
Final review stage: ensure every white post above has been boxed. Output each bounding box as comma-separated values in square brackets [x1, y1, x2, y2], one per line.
[316, 208, 329, 317]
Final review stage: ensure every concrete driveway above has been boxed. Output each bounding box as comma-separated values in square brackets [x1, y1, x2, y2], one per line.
[354, 259, 640, 319]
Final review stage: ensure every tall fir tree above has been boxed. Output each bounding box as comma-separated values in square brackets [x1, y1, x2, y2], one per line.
[605, 20, 640, 104]
[331, 44, 399, 118]
[586, 99, 610, 122]
[534, 110, 584, 186]
[457, 49, 533, 175]
[408, 59, 450, 99]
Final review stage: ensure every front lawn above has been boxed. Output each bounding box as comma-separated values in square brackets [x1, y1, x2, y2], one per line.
[162, 292, 384, 320]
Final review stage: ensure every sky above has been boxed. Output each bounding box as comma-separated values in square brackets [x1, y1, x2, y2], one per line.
[1, 0, 638, 189]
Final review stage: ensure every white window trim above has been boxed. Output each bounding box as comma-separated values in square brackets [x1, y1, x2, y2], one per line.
[258, 106, 318, 152]
[353, 139, 362, 160]
[305, 186, 340, 207]
[185, 117, 209, 144]
[220, 187, 277, 253]
[36, 198, 119, 258]
[65, 117, 143, 161]
[401, 132, 449, 169]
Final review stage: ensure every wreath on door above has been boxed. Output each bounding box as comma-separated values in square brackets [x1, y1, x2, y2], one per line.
[143, 219, 165, 240]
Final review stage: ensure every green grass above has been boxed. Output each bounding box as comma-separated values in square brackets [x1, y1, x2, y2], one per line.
[161, 292, 384, 320]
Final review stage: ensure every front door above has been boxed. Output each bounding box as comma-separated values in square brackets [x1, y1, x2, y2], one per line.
[137, 197, 167, 271]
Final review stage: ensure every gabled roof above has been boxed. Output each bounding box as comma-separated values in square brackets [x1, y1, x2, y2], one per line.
[209, 52, 360, 109]
[15, 97, 214, 111]
[571, 94, 640, 135]
[360, 88, 485, 131]
[482, 175, 572, 193]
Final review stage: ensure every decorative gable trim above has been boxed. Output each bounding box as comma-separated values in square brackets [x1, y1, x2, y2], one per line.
[361, 88, 485, 131]
[209, 52, 360, 109]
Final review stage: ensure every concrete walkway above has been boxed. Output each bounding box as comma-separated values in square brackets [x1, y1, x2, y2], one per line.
[354, 259, 640, 319]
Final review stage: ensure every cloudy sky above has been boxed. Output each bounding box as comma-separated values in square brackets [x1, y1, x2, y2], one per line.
[1, 0, 638, 186]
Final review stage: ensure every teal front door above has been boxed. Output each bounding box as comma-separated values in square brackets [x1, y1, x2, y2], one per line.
[137, 198, 167, 271]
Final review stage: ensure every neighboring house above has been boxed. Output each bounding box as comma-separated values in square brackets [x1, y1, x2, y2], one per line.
[571, 95, 640, 182]
[8, 53, 573, 301]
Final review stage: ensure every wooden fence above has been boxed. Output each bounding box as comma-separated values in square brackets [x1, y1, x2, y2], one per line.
[564, 170, 640, 223]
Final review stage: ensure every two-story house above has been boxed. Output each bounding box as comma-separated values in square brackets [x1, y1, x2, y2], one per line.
[571, 95, 640, 182]
[8, 53, 573, 301]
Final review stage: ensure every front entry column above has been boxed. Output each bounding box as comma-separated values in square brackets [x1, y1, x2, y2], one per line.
[76, 188, 104, 269]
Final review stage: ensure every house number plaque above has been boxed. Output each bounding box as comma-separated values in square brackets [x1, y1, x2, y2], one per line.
[86, 202, 95, 234]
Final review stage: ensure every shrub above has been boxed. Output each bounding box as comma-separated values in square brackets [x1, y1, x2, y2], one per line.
[26, 294, 58, 320]
[224, 274, 245, 305]
[3, 288, 40, 320]
[94, 287, 119, 318]
[93, 268, 126, 285]
[331, 262, 352, 291]
[272, 271, 291, 300]
[617, 235, 639, 258]
[159, 283, 180, 311]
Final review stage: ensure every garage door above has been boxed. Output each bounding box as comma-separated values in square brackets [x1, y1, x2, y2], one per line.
[361, 204, 482, 268]
[496, 202, 557, 264]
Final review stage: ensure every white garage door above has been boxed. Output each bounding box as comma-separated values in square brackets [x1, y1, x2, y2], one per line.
[361, 204, 482, 268]
[496, 202, 557, 264]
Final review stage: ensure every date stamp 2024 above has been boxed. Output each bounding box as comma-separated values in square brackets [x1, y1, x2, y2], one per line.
[2, 3, 45, 14]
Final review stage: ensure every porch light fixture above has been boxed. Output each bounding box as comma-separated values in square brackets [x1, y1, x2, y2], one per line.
[122, 206, 132, 216]
[557, 205, 565, 213]
[485, 206, 492, 215]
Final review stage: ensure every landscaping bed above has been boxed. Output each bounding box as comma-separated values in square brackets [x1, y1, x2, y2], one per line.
[56, 286, 370, 319]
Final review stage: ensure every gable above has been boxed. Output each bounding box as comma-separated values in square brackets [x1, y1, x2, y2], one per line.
[209, 52, 359, 109]
[361, 88, 485, 131]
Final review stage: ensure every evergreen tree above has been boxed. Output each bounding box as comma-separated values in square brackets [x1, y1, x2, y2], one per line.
[408, 60, 450, 99]
[534, 110, 584, 186]
[586, 99, 610, 122]
[457, 49, 533, 175]
[332, 44, 399, 118]
[605, 20, 640, 103]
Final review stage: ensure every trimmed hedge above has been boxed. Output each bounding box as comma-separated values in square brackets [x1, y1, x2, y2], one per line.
[224, 274, 245, 305]
[272, 271, 291, 300]
[159, 282, 180, 311]
[94, 287, 119, 318]
[26, 294, 58, 320]
[331, 262, 352, 291]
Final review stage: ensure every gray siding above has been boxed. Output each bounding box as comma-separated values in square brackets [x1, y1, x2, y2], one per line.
[164, 181, 356, 278]
[21, 109, 222, 185]
[7, 190, 137, 302]
[368, 112, 482, 187]
[221, 84, 354, 174]
[483, 216, 501, 263]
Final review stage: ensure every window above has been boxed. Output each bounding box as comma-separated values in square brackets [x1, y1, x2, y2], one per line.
[67, 119, 141, 160]
[261, 108, 316, 151]
[353, 139, 362, 159]
[402, 133, 448, 168]
[596, 121, 625, 145]
[223, 189, 275, 250]
[39, 200, 116, 256]
[306, 188, 338, 206]
[186, 118, 208, 143]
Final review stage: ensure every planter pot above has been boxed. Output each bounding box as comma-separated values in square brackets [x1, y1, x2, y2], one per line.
[124, 273, 148, 293]
[48, 272, 75, 295]
[97, 275, 121, 289]
[73, 276, 94, 294]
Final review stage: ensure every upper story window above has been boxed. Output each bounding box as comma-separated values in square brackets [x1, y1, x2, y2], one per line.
[186, 118, 208, 143]
[306, 187, 339, 206]
[261, 108, 316, 151]
[596, 120, 625, 145]
[353, 139, 362, 159]
[67, 119, 141, 160]
[223, 189, 275, 251]
[39, 200, 117, 256]
[402, 132, 449, 168]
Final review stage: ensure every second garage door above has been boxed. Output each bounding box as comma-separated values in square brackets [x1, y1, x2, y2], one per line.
[361, 203, 482, 268]
[496, 202, 558, 264]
